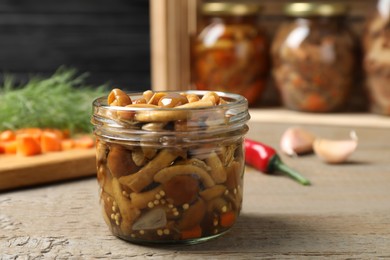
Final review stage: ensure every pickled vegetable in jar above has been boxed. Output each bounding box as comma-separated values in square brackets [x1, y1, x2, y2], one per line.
[272, 3, 356, 112]
[91, 89, 249, 244]
[363, 0, 390, 115]
[191, 2, 269, 106]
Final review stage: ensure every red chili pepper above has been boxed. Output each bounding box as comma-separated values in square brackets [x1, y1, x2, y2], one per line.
[245, 138, 311, 186]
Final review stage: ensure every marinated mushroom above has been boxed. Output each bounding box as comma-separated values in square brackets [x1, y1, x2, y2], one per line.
[162, 175, 200, 206]
[108, 88, 132, 106]
[107, 145, 139, 178]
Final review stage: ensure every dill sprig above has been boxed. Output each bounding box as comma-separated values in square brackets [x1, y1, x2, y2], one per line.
[0, 67, 108, 134]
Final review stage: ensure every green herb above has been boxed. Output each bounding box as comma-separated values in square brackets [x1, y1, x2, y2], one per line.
[0, 67, 108, 134]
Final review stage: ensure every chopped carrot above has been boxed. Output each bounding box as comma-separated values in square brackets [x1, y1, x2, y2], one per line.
[74, 135, 95, 149]
[220, 211, 236, 228]
[0, 130, 16, 142]
[16, 134, 42, 156]
[41, 131, 62, 152]
[61, 139, 75, 150]
[180, 225, 202, 240]
[43, 128, 65, 140]
[3, 140, 17, 154]
[0, 142, 5, 154]
[16, 128, 42, 143]
[0, 127, 94, 157]
[16, 128, 42, 135]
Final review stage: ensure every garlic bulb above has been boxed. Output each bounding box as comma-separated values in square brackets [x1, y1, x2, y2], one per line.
[313, 131, 358, 164]
[280, 127, 316, 156]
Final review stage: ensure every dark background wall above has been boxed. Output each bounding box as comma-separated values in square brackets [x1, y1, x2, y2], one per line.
[0, 0, 151, 91]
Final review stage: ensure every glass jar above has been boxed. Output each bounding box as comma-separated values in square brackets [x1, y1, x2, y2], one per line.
[91, 90, 249, 244]
[363, 0, 390, 115]
[191, 2, 269, 106]
[272, 3, 356, 112]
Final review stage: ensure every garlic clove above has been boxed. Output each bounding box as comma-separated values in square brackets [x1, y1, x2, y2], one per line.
[280, 127, 316, 156]
[313, 131, 358, 164]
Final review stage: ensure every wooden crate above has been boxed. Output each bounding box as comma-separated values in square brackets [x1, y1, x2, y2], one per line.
[150, 0, 198, 91]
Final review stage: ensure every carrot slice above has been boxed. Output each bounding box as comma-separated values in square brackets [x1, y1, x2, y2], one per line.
[0, 130, 16, 142]
[3, 140, 17, 154]
[16, 134, 42, 156]
[0, 128, 94, 156]
[61, 139, 75, 150]
[16, 128, 42, 143]
[41, 131, 62, 152]
[0, 142, 5, 154]
[43, 128, 65, 140]
[220, 211, 236, 228]
[74, 135, 95, 149]
[180, 225, 202, 240]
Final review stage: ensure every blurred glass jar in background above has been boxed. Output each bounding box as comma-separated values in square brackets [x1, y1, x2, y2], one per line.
[272, 3, 356, 112]
[363, 0, 390, 115]
[191, 2, 269, 106]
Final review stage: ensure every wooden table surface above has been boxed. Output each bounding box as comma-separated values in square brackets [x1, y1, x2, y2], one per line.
[1, 111, 390, 259]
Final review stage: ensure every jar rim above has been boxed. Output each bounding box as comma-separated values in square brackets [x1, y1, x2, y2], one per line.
[92, 90, 247, 113]
[201, 2, 262, 16]
[284, 2, 348, 17]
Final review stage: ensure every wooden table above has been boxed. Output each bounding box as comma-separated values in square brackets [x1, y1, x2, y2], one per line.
[1, 110, 390, 259]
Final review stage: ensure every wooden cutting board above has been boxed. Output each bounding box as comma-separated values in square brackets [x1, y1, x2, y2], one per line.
[0, 149, 96, 191]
